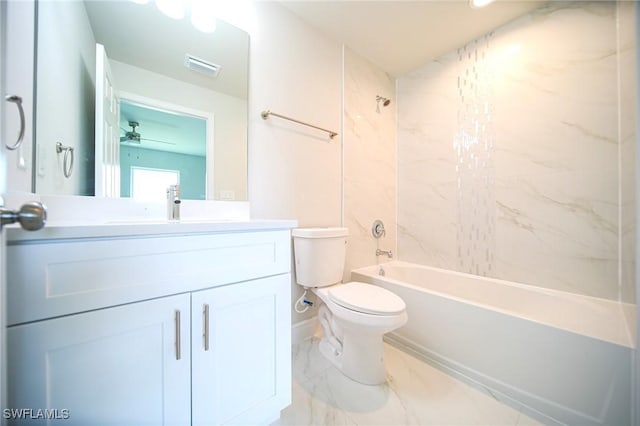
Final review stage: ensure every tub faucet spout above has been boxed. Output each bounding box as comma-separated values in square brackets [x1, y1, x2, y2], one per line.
[376, 249, 393, 258]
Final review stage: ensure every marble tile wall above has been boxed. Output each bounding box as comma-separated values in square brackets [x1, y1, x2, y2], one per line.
[343, 48, 397, 282]
[398, 1, 636, 302]
[619, 0, 637, 305]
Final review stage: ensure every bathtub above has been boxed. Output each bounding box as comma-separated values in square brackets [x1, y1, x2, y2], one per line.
[351, 261, 635, 426]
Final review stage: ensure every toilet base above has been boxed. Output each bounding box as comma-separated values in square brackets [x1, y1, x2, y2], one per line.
[318, 323, 387, 385]
[314, 293, 407, 386]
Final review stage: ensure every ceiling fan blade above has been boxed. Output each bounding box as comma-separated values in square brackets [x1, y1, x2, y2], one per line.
[120, 121, 175, 146]
[120, 136, 141, 144]
[141, 137, 177, 145]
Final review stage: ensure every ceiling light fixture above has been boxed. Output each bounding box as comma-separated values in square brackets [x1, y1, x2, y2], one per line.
[151, 0, 217, 33]
[155, 0, 185, 20]
[190, 0, 217, 33]
[469, 0, 496, 9]
[503, 44, 522, 57]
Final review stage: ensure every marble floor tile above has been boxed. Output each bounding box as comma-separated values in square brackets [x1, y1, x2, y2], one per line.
[276, 338, 543, 426]
[291, 337, 335, 382]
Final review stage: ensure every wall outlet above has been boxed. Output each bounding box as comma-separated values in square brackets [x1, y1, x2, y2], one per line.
[219, 190, 235, 201]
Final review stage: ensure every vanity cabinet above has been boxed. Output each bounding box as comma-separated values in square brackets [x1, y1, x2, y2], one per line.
[6, 224, 294, 425]
[191, 275, 291, 426]
[8, 294, 192, 426]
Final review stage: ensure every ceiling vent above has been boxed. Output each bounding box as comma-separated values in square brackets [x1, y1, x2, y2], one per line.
[184, 54, 221, 78]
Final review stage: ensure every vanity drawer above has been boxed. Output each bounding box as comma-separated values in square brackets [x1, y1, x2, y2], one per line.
[7, 230, 291, 325]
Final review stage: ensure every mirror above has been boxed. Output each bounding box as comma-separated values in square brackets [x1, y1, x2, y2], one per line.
[34, 0, 249, 201]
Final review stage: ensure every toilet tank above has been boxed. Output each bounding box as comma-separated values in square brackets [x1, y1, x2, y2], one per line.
[292, 227, 348, 287]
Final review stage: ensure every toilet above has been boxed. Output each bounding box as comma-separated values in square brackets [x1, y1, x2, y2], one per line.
[292, 227, 407, 385]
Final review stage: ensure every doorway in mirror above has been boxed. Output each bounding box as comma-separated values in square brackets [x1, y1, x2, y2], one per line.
[119, 97, 209, 201]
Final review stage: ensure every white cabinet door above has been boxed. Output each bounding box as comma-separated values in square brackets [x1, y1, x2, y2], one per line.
[7, 294, 191, 426]
[191, 275, 291, 426]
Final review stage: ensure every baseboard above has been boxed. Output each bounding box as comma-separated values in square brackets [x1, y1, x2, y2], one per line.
[292, 317, 317, 345]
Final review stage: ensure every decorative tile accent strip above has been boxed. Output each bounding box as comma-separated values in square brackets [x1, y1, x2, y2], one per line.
[453, 34, 496, 276]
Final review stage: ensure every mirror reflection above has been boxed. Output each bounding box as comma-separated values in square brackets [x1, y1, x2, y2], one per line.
[120, 99, 207, 200]
[34, 0, 249, 201]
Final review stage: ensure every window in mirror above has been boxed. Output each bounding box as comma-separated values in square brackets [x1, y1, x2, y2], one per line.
[131, 167, 180, 202]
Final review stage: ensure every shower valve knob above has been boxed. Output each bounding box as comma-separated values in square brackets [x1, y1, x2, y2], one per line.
[372, 219, 386, 239]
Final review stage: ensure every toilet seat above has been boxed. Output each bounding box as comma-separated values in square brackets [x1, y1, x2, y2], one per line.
[327, 282, 406, 315]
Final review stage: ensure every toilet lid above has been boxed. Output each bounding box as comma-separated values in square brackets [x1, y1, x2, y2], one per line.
[328, 282, 406, 315]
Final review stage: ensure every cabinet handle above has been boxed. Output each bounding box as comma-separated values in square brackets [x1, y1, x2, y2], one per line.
[174, 310, 181, 360]
[203, 304, 210, 351]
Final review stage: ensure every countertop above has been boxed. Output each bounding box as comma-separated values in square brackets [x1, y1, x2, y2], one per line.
[6, 219, 298, 243]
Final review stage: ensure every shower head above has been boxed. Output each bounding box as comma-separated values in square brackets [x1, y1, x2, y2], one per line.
[376, 95, 391, 107]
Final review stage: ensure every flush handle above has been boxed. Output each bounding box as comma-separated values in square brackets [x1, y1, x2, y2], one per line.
[0, 201, 47, 231]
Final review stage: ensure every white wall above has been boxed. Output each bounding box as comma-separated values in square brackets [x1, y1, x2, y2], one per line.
[248, 3, 342, 225]
[247, 3, 343, 323]
[111, 61, 247, 201]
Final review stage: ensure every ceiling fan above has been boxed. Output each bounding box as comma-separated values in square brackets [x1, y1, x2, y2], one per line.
[120, 121, 176, 146]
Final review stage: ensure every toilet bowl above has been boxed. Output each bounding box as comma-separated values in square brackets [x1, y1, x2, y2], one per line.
[292, 227, 408, 385]
[313, 282, 407, 385]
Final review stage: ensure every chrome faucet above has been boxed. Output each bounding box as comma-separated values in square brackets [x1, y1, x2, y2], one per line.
[376, 249, 393, 258]
[167, 184, 181, 221]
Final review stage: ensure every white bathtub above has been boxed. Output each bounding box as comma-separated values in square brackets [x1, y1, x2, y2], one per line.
[352, 261, 635, 426]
